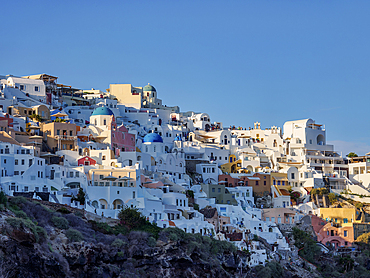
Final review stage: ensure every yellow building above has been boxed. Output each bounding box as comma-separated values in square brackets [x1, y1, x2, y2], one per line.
[220, 155, 241, 173]
[319, 208, 365, 225]
[271, 172, 289, 191]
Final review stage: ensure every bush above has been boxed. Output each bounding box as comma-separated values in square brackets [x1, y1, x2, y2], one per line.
[0, 204, 5, 211]
[356, 232, 370, 245]
[52, 216, 69, 229]
[36, 226, 47, 242]
[9, 196, 27, 205]
[117, 251, 124, 258]
[57, 207, 70, 214]
[328, 193, 338, 204]
[118, 206, 147, 229]
[6, 217, 39, 242]
[161, 227, 186, 242]
[15, 211, 28, 219]
[292, 227, 320, 264]
[0, 191, 7, 206]
[65, 228, 83, 242]
[118, 206, 161, 238]
[147, 236, 156, 247]
[111, 238, 125, 248]
[356, 202, 364, 209]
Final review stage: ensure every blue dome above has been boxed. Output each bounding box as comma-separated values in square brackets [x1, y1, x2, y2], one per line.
[143, 84, 156, 92]
[174, 135, 182, 141]
[143, 133, 163, 143]
[91, 106, 114, 116]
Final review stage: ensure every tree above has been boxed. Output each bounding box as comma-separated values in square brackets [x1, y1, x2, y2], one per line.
[347, 152, 358, 158]
[356, 232, 370, 245]
[328, 193, 337, 204]
[29, 114, 42, 122]
[118, 206, 147, 229]
[292, 227, 321, 264]
[71, 188, 86, 205]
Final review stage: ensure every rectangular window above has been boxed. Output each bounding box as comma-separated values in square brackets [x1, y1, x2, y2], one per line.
[344, 231, 348, 237]
[218, 188, 221, 193]
[271, 217, 275, 222]
[256, 181, 259, 186]
[14, 171, 19, 175]
[99, 175, 104, 179]
[15, 159, 18, 165]
[212, 188, 215, 192]
[20, 85, 24, 90]
[57, 130, 60, 135]
[24, 186, 28, 192]
[266, 217, 269, 221]
[35, 86, 39, 92]
[264, 181, 266, 185]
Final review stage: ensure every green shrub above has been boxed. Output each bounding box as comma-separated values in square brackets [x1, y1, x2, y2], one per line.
[292, 227, 320, 264]
[0, 191, 7, 206]
[147, 236, 156, 247]
[193, 203, 199, 211]
[6, 217, 39, 242]
[117, 251, 124, 258]
[15, 211, 28, 219]
[36, 226, 47, 242]
[51, 216, 69, 229]
[65, 228, 83, 242]
[356, 202, 364, 209]
[328, 193, 338, 204]
[111, 238, 125, 248]
[74, 211, 84, 218]
[48, 242, 54, 252]
[57, 207, 70, 214]
[163, 227, 186, 242]
[9, 196, 27, 205]
[210, 239, 237, 254]
[0, 204, 5, 211]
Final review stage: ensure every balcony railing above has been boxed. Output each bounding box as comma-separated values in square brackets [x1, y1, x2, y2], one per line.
[55, 135, 77, 141]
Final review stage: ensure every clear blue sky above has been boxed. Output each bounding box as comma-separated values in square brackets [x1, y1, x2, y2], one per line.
[2, 1, 370, 155]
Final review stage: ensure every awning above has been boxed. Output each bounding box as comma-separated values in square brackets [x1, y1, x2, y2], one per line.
[273, 176, 288, 181]
[246, 177, 260, 180]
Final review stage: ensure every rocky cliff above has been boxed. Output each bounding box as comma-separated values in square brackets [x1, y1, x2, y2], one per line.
[0, 197, 252, 278]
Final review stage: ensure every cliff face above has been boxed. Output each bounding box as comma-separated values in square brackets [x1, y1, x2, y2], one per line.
[0, 198, 249, 278]
[0, 222, 246, 278]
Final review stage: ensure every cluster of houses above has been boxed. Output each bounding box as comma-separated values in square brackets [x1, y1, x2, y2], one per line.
[1, 73, 370, 265]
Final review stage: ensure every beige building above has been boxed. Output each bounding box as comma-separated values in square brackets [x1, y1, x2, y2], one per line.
[88, 168, 138, 187]
[7, 104, 50, 121]
[109, 84, 143, 109]
[41, 122, 77, 152]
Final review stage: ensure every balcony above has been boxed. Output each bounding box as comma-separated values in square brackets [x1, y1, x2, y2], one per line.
[54, 135, 77, 141]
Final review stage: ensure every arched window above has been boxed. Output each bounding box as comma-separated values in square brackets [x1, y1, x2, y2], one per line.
[103, 119, 106, 125]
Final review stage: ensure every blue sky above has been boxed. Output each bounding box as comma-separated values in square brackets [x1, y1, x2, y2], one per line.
[1, 1, 370, 155]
